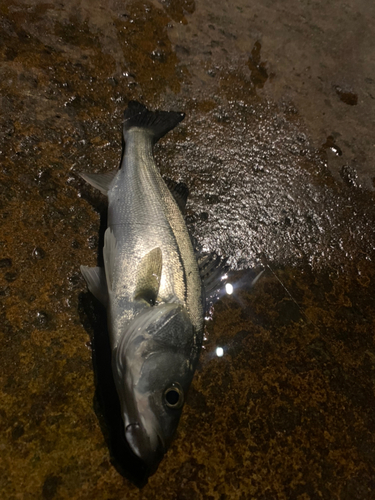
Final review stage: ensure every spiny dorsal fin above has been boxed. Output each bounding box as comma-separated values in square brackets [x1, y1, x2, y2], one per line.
[197, 252, 229, 292]
[123, 101, 185, 143]
[134, 248, 163, 305]
[80, 170, 118, 195]
[197, 252, 230, 311]
[80, 265, 108, 307]
[163, 178, 189, 214]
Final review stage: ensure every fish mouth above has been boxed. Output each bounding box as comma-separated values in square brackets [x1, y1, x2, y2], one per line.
[125, 422, 165, 469]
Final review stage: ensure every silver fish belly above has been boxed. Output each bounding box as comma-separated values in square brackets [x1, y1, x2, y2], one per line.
[80, 101, 204, 471]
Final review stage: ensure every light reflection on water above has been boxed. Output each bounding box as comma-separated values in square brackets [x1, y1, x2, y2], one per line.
[204, 268, 265, 359]
[215, 346, 224, 357]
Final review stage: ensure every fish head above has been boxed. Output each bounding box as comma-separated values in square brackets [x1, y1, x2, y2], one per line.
[113, 303, 201, 470]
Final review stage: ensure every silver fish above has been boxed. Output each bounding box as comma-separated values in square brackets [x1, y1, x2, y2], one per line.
[80, 102, 205, 470]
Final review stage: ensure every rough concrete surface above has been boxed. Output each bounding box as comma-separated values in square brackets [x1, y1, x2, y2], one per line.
[1, 0, 375, 498]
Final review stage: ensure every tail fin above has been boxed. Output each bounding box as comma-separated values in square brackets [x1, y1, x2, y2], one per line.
[123, 101, 185, 142]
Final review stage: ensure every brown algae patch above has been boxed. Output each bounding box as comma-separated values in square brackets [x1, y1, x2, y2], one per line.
[159, 0, 195, 25]
[113, 1, 186, 97]
[334, 85, 358, 106]
[188, 263, 375, 499]
[247, 41, 270, 91]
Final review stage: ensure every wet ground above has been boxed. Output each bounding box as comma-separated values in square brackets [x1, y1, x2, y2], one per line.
[1, 0, 375, 498]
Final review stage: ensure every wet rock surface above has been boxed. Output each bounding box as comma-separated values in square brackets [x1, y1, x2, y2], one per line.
[1, 0, 375, 498]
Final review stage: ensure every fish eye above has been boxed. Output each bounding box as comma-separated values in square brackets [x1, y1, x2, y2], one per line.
[164, 385, 184, 409]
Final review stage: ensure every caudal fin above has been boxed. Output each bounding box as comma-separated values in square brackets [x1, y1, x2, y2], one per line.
[123, 101, 185, 142]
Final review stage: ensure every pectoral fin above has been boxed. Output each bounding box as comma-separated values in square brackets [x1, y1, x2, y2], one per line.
[80, 265, 108, 307]
[134, 248, 163, 305]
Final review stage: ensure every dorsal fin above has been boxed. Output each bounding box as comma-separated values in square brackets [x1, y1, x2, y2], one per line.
[196, 252, 230, 311]
[164, 178, 189, 214]
[197, 252, 229, 296]
[134, 248, 163, 305]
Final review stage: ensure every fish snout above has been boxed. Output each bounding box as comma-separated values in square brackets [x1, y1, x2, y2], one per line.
[125, 422, 165, 469]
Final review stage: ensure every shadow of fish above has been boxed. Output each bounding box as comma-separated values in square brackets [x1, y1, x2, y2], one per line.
[80, 102, 226, 473]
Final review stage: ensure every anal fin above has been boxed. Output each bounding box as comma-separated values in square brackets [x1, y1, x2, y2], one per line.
[80, 265, 108, 307]
[80, 170, 118, 195]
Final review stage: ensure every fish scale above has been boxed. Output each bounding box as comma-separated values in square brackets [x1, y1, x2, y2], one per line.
[108, 128, 203, 338]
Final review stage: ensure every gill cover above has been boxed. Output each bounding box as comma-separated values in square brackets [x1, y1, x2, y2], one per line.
[112, 303, 199, 466]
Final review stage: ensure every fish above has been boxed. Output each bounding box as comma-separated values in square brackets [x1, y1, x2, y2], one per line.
[80, 101, 220, 472]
